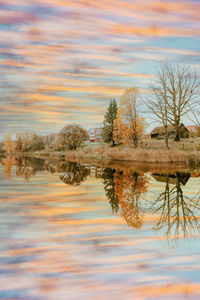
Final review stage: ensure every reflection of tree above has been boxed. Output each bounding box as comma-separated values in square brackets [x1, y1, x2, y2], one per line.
[2, 156, 16, 178]
[59, 162, 90, 186]
[16, 165, 35, 182]
[150, 172, 200, 243]
[102, 168, 119, 214]
[15, 156, 46, 181]
[114, 170, 148, 229]
[2, 156, 46, 181]
[2, 156, 91, 184]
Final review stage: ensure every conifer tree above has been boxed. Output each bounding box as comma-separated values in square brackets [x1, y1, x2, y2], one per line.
[102, 99, 118, 146]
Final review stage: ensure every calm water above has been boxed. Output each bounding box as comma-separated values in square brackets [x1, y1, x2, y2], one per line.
[0, 156, 200, 300]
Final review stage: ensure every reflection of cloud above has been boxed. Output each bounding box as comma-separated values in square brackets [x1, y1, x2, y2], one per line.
[0, 9, 37, 24]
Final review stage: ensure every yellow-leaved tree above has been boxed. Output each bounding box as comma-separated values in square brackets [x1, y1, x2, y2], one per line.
[113, 87, 145, 147]
[16, 130, 34, 152]
[3, 132, 15, 153]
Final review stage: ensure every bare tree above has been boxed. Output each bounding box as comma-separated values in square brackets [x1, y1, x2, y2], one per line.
[146, 62, 199, 145]
[166, 63, 199, 141]
[146, 68, 169, 148]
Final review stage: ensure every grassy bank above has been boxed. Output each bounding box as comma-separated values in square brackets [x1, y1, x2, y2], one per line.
[142, 137, 200, 151]
[65, 144, 200, 167]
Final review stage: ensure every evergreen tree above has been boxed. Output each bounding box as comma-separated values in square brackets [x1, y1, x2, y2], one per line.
[102, 99, 118, 146]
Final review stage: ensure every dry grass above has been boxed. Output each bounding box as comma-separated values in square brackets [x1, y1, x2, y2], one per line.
[106, 147, 200, 165]
[65, 145, 200, 167]
[142, 137, 200, 151]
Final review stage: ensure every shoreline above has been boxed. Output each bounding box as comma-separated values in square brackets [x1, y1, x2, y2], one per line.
[1, 145, 200, 167]
[65, 145, 200, 167]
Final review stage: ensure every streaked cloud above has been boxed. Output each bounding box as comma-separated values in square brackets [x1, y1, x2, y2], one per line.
[0, 0, 200, 138]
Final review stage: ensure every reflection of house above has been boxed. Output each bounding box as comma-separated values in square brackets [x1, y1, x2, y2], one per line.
[152, 173, 190, 185]
[88, 128, 102, 143]
[150, 124, 189, 139]
[89, 165, 103, 178]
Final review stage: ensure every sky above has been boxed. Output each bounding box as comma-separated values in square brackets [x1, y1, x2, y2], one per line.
[0, 0, 200, 140]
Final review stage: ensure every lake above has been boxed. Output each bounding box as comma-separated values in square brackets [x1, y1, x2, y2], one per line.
[0, 156, 200, 300]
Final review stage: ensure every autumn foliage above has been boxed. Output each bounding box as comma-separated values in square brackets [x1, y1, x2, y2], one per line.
[113, 87, 145, 147]
[114, 169, 148, 229]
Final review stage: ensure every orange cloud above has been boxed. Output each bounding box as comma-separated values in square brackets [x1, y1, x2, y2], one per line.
[40, 85, 123, 95]
[112, 23, 200, 37]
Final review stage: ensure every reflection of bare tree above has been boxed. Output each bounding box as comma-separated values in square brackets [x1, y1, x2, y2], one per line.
[59, 162, 90, 186]
[114, 170, 148, 229]
[15, 156, 45, 181]
[16, 166, 35, 182]
[102, 168, 119, 214]
[150, 172, 200, 243]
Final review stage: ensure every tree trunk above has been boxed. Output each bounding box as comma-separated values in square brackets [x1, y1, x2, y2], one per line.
[174, 126, 180, 141]
[165, 133, 169, 149]
[164, 126, 169, 149]
[133, 134, 138, 148]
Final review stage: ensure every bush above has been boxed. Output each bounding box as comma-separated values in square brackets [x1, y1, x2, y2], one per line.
[59, 124, 89, 150]
[0, 142, 5, 154]
[29, 135, 45, 151]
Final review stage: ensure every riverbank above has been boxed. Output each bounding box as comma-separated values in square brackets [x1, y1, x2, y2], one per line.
[1, 144, 200, 167]
[65, 144, 200, 167]
[1, 150, 200, 177]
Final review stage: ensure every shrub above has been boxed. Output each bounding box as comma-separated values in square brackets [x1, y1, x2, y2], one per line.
[59, 124, 89, 150]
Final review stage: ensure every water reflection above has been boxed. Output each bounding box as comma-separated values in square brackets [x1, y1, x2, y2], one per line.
[59, 162, 90, 186]
[102, 167, 200, 242]
[2, 156, 16, 178]
[1, 156, 45, 181]
[114, 170, 148, 229]
[101, 167, 149, 228]
[102, 168, 119, 214]
[150, 172, 200, 242]
[1, 156, 200, 242]
[1, 156, 200, 298]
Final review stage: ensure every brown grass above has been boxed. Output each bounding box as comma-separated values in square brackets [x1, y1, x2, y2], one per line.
[65, 145, 200, 167]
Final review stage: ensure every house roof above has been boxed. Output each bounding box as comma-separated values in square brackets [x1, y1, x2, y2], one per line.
[152, 173, 190, 185]
[150, 123, 188, 135]
[150, 125, 175, 135]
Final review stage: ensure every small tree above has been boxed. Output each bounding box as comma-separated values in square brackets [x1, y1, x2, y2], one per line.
[4, 132, 15, 153]
[16, 130, 34, 152]
[102, 99, 118, 146]
[0, 142, 5, 154]
[29, 134, 45, 151]
[60, 124, 89, 150]
[113, 87, 145, 147]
